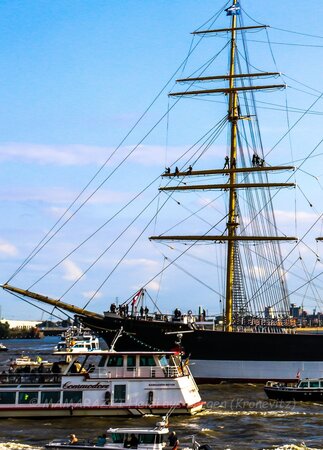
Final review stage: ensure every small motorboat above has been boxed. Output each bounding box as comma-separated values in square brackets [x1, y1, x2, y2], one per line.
[0, 343, 8, 352]
[9, 354, 50, 369]
[264, 378, 323, 401]
[46, 418, 211, 450]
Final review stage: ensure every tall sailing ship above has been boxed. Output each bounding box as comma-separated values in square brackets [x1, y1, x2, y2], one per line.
[2, 1, 323, 382]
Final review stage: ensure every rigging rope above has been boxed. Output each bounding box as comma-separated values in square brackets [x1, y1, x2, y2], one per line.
[8, 8, 225, 284]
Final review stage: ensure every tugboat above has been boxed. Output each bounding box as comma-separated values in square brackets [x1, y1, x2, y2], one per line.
[0, 348, 204, 418]
[264, 378, 323, 402]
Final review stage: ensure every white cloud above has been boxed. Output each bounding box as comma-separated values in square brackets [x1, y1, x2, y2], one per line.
[0, 142, 222, 168]
[0, 240, 18, 257]
[0, 186, 130, 207]
[146, 280, 160, 292]
[82, 290, 103, 300]
[0, 143, 110, 166]
[62, 260, 84, 281]
[275, 210, 317, 223]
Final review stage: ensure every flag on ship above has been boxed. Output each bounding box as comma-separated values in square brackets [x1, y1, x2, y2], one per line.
[225, 2, 241, 16]
[131, 289, 143, 305]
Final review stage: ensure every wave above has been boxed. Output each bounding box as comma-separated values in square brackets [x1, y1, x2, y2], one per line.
[0, 443, 43, 450]
[262, 444, 323, 450]
[199, 409, 322, 418]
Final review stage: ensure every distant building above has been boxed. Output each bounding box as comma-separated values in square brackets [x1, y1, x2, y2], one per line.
[0, 319, 40, 329]
[290, 303, 302, 318]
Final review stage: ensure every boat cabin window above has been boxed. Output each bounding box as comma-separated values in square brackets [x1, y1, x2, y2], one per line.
[124, 433, 139, 448]
[114, 384, 126, 403]
[139, 355, 156, 366]
[139, 434, 159, 444]
[18, 391, 39, 404]
[0, 392, 16, 404]
[41, 391, 61, 403]
[127, 355, 136, 368]
[63, 391, 83, 404]
[98, 356, 106, 367]
[299, 381, 309, 388]
[110, 433, 124, 444]
[107, 355, 124, 367]
[309, 381, 320, 388]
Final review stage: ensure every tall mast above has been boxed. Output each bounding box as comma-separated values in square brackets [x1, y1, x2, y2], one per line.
[150, 3, 297, 331]
[226, 0, 239, 332]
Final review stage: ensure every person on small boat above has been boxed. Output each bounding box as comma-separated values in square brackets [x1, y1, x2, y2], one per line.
[69, 434, 78, 445]
[124, 434, 139, 448]
[168, 431, 179, 450]
[96, 434, 107, 446]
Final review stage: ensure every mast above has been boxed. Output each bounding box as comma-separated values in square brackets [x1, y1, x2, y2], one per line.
[226, 1, 242, 331]
[150, 2, 297, 331]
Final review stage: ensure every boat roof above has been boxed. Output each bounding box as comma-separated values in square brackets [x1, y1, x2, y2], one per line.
[106, 426, 169, 434]
[299, 378, 323, 381]
[52, 350, 180, 356]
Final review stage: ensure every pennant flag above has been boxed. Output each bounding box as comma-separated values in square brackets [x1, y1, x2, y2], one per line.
[225, 2, 241, 16]
[131, 288, 143, 305]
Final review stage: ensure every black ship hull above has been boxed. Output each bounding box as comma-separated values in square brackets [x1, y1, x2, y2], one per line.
[79, 314, 323, 383]
[264, 386, 323, 402]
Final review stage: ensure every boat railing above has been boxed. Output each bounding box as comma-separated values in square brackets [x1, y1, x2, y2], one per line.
[0, 365, 184, 384]
[90, 365, 181, 379]
[0, 371, 62, 385]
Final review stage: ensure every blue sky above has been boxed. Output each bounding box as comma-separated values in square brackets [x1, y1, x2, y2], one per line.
[0, 0, 323, 321]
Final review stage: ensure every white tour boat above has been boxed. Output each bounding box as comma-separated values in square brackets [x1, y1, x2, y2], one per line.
[54, 325, 101, 353]
[0, 349, 204, 418]
[46, 418, 211, 450]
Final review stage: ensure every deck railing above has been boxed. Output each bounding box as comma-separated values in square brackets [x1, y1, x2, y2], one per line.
[0, 365, 184, 384]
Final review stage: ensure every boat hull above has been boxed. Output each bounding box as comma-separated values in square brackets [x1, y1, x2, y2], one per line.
[0, 403, 204, 418]
[264, 386, 323, 402]
[80, 315, 323, 383]
[190, 359, 323, 383]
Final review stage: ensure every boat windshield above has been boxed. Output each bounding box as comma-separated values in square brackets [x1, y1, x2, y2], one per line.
[158, 355, 168, 366]
[109, 433, 164, 445]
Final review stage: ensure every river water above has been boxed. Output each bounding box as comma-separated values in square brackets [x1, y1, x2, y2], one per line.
[0, 338, 322, 450]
